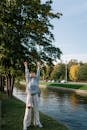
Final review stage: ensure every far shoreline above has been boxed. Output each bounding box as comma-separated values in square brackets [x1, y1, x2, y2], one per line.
[19, 80, 87, 97]
[40, 84, 87, 97]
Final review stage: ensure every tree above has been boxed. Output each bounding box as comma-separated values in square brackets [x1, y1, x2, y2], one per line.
[0, 66, 5, 92]
[78, 64, 87, 81]
[51, 63, 65, 81]
[0, 0, 62, 96]
[69, 65, 80, 81]
[41, 63, 53, 80]
[68, 59, 78, 69]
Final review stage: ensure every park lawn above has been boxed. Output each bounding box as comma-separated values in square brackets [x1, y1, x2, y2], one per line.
[1, 92, 69, 130]
[79, 85, 87, 90]
[40, 82, 87, 90]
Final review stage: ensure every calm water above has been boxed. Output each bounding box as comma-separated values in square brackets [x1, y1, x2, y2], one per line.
[13, 87, 87, 130]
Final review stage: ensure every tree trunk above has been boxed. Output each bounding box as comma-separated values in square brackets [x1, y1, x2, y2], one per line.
[6, 74, 15, 97]
[0, 75, 4, 92]
[10, 76, 15, 96]
[6, 76, 10, 96]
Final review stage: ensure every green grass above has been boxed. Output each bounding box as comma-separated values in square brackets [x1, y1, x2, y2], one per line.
[40, 82, 87, 90]
[79, 86, 87, 90]
[0, 92, 69, 130]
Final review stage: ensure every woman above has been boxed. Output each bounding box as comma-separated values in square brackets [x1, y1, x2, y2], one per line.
[23, 61, 43, 130]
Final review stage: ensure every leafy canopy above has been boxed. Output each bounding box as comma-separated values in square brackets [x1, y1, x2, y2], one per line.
[0, 0, 62, 75]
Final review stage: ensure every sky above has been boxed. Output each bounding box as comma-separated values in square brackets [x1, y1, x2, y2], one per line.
[50, 0, 87, 63]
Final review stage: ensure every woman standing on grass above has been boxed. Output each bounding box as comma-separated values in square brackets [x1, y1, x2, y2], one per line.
[23, 61, 43, 130]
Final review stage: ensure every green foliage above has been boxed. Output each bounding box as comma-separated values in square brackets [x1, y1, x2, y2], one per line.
[51, 64, 65, 81]
[41, 62, 87, 82]
[0, 66, 6, 75]
[41, 64, 53, 80]
[41, 82, 87, 90]
[0, 0, 62, 77]
[47, 83, 86, 89]
[78, 64, 87, 81]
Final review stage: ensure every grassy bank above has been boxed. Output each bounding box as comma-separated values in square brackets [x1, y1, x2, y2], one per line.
[40, 82, 87, 90]
[0, 92, 69, 130]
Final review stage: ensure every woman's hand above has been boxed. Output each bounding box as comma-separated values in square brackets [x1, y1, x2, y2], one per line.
[37, 62, 41, 68]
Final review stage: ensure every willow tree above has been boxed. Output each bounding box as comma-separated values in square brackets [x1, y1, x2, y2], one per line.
[0, 0, 62, 96]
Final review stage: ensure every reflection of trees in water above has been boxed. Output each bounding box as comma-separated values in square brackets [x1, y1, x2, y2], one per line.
[78, 96, 87, 111]
[46, 88, 87, 110]
[79, 96, 87, 103]
[18, 86, 87, 112]
[83, 104, 87, 110]
[48, 88, 71, 106]
[69, 93, 80, 108]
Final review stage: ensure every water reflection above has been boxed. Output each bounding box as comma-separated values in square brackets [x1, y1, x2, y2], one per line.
[70, 93, 79, 105]
[13, 87, 87, 130]
[41, 88, 87, 130]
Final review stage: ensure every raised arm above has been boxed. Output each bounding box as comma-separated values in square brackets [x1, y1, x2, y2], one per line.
[36, 62, 40, 79]
[24, 62, 30, 84]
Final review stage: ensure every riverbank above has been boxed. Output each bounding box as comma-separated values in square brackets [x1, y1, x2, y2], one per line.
[0, 92, 69, 130]
[40, 82, 87, 89]
[20, 80, 87, 90]
[19, 81, 87, 96]
[40, 82, 87, 96]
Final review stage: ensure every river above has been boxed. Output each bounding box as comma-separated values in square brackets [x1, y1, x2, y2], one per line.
[13, 87, 87, 130]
